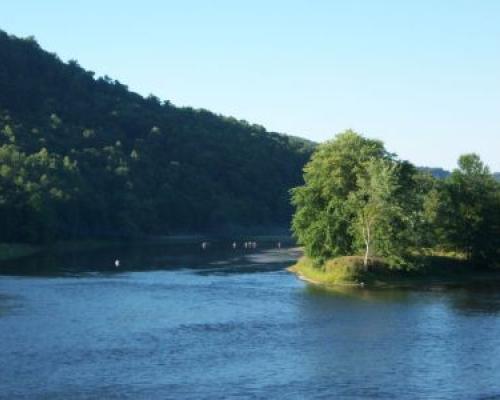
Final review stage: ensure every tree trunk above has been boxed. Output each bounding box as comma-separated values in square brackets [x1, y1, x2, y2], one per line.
[363, 223, 370, 270]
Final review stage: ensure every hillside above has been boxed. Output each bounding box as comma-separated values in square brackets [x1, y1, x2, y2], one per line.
[0, 30, 314, 243]
[420, 167, 500, 182]
[418, 167, 451, 179]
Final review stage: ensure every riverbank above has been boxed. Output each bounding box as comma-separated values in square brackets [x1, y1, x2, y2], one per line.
[0, 240, 117, 262]
[289, 255, 500, 288]
[0, 234, 294, 263]
[0, 243, 40, 261]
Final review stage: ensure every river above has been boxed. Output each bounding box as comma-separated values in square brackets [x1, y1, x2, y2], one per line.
[1, 239, 500, 399]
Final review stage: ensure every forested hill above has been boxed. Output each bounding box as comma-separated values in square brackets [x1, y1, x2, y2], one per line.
[418, 167, 451, 179]
[0, 30, 314, 243]
[420, 167, 500, 182]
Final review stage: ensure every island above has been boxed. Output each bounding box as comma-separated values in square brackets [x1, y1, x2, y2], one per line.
[289, 131, 500, 287]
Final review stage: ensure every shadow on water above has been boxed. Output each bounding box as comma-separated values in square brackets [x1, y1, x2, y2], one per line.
[195, 248, 303, 276]
[0, 293, 21, 317]
[304, 283, 412, 303]
[447, 283, 500, 316]
[303, 277, 500, 316]
[0, 238, 299, 277]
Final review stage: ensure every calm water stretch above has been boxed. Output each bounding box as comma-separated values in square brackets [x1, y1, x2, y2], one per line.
[1, 240, 500, 399]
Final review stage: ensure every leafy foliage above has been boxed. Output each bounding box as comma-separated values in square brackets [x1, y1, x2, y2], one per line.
[347, 158, 410, 267]
[441, 154, 500, 266]
[292, 132, 500, 269]
[0, 30, 314, 242]
[291, 131, 390, 262]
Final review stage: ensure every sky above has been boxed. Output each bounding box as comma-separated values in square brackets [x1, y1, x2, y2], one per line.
[1, 0, 499, 170]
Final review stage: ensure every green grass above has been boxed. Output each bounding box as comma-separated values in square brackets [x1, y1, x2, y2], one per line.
[0, 240, 118, 262]
[288, 256, 372, 285]
[289, 254, 500, 288]
[0, 243, 41, 261]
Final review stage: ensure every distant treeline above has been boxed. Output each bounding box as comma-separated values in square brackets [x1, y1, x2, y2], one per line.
[420, 167, 500, 182]
[0, 30, 314, 243]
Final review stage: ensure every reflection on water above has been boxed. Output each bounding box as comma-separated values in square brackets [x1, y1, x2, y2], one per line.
[305, 283, 412, 303]
[0, 238, 298, 277]
[0, 293, 18, 317]
[449, 285, 500, 315]
[1, 240, 500, 399]
[307, 280, 500, 316]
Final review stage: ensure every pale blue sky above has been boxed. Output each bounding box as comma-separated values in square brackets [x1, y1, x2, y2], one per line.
[1, 0, 499, 170]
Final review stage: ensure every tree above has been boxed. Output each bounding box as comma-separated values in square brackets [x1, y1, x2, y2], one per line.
[292, 131, 434, 269]
[347, 158, 403, 268]
[443, 154, 500, 266]
[291, 131, 389, 262]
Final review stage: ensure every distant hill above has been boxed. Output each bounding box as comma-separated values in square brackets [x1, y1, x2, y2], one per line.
[0, 30, 314, 242]
[420, 167, 500, 182]
[1, 29, 497, 244]
[418, 167, 451, 179]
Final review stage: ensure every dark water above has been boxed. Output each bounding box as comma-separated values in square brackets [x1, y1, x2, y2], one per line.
[1, 240, 500, 399]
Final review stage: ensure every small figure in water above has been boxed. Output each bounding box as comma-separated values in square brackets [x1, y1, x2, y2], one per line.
[201, 242, 208, 250]
[277, 241, 281, 249]
[232, 242, 237, 249]
[114, 259, 120, 268]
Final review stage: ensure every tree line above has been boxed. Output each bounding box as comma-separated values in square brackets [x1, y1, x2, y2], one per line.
[292, 131, 500, 269]
[0, 30, 313, 243]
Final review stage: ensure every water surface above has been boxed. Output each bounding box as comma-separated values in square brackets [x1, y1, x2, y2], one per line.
[1, 240, 500, 399]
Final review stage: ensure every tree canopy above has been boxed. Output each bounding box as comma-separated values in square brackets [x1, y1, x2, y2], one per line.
[441, 154, 500, 265]
[0, 30, 314, 242]
[292, 131, 500, 269]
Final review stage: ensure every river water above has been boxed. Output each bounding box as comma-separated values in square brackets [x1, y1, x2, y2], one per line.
[1, 240, 500, 399]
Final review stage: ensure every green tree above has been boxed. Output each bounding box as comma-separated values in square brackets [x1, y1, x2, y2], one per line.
[444, 154, 500, 266]
[292, 131, 433, 269]
[347, 158, 404, 268]
[291, 130, 388, 262]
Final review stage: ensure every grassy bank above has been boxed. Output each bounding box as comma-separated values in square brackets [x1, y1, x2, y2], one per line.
[289, 255, 500, 288]
[0, 243, 41, 261]
[0, 240, 118, 262]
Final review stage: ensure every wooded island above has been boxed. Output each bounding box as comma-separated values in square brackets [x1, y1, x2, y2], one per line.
[290, 131, 500, 286]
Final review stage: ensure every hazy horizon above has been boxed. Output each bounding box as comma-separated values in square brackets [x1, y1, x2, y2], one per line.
[1, 0, 499, 170]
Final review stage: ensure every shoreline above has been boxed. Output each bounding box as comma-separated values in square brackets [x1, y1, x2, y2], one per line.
[0, 243, 41, 262]
[289, 256, 500, 289]
[0, 234, 294, 262]
[288, 265, 363, 287]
